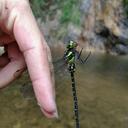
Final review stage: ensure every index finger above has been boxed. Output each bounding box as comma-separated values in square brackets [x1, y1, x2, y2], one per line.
[12, 2, 57, 118]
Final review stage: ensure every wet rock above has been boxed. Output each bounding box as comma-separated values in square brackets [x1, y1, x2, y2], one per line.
[37, 10, 61, 44]
[119, 28, 128, 42]
[90, 35, 106, 51]
[115, 44, 128, 55]
[80, 0, 92, 14]
[79, 0, 128, 55]
[63, 24, 81, 43]
[94, 21, 110, 38]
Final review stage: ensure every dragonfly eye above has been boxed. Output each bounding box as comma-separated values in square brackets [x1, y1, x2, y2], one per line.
[67, 40, 78, 49]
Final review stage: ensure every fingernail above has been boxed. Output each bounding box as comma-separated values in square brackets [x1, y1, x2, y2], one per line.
[41, 107, 59, 118]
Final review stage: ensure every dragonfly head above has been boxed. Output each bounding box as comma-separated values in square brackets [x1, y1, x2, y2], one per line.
[67, 40, 78, 49]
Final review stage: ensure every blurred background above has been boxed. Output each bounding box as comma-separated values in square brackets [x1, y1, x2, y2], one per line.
[1, 0, 128, 128]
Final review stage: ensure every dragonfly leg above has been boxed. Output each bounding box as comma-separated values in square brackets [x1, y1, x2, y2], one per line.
[77, 48, 83, 59]
[78, 51, 91, 64]
[76, 48, 85, 64]
[83, 51, 91, 63]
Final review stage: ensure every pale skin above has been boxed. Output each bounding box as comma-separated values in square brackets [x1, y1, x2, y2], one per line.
[0, 0, 58, 118]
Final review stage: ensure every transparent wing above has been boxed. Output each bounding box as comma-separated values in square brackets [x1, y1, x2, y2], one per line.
[53, 58, 69, 76]
[53, 58, 70, 90]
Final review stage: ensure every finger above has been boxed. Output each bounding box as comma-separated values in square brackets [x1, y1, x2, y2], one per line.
[0, 43, 26, 88]
[13, 3, 57, 118]
[0, 34, 15, 46]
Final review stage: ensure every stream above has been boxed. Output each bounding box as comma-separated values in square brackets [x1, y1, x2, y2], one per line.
[0, 48, 128, 128]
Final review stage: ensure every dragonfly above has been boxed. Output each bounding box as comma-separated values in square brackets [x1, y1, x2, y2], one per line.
[54, 40, 91, 128]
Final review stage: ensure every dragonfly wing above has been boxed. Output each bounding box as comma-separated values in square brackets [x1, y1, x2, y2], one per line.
[53, 58, 68, 76]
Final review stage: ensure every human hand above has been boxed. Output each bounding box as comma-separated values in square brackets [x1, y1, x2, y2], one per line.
[0, 0, 57, 118]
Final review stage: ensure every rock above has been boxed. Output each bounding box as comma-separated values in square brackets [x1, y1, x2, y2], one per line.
[80, 0, 92, 14]
[115, 44, 128, 55]
[63, 24, 81, 43]
[79, 0, 128, 55]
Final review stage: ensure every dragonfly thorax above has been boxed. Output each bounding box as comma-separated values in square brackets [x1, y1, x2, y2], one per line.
[64, 50, 75, 64]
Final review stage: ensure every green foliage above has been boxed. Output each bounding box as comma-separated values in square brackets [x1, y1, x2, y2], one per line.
[30, 0, 81, 40]
[123, 0, 128, 17]
[30, 0, 53, 19]
[58, 0, 80, 25]
[30, 0, 81, 26]
[124, 0, 128, 4]
[30, 0, 43, 17]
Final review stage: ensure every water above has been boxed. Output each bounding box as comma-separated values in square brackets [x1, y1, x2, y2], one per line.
[0, 49, 128, 128]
